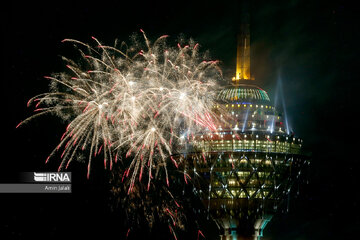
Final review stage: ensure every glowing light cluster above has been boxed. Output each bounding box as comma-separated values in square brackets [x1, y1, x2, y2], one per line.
[218, 86, 270, 102]
[18, 31, 222, 191]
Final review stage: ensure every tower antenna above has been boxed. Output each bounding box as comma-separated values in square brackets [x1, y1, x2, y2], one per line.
[233, 0, 254, 82]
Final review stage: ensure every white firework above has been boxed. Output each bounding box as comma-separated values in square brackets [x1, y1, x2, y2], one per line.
[17, 30, 222, 192]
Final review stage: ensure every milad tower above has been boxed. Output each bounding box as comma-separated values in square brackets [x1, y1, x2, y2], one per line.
[180, 2, 310, 240]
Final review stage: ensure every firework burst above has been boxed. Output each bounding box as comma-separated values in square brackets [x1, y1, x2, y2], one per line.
[18, 30, 222, 192]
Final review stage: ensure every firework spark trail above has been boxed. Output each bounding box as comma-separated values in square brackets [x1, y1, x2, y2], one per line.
[18, 30, 221, 191]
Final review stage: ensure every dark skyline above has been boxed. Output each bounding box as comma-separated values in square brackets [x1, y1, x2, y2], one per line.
[2, 0, 359, 239]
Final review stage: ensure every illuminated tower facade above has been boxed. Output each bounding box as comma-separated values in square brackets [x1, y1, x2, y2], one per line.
[180, 3, 309, 240]
[234, 11, 252, 81]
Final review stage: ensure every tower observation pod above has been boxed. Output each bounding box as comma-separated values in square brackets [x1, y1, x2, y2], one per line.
[177, 2, 310, 239]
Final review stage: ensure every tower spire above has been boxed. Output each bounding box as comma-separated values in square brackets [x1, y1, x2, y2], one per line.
[233, 0, 253, 82]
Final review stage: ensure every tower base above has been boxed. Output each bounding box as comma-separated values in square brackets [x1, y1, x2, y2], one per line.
[219, 215, 272, 240]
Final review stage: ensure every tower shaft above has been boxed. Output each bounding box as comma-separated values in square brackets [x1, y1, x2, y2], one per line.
[235, 23, 251, 81]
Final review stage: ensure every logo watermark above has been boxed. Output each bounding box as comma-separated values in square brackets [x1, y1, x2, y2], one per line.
[34, 172, 71, 182]
[0, 172, 72, 193]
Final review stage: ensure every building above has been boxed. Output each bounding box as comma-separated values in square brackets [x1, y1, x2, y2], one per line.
[180, 5, 309, 240]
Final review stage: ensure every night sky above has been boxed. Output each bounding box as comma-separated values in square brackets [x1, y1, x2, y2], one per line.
[2, 0, 359, 239]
